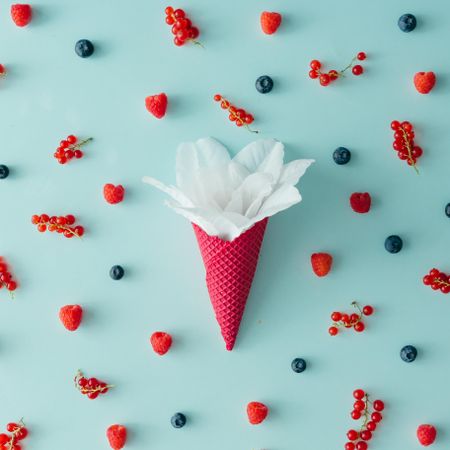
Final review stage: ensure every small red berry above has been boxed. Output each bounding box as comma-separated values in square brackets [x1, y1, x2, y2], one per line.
[356, 442, 368, 450]
[310, 60, 321, 70]
[351, 410, 361, 420]
[362, 305, 374, 316]
[371, 412, 382, 423]
[319, 73, 331, 86]
[329, 326, 338, 336]
[247, 401, 269, 425]
[353, 400, 365, 411]
[347, 430, 359, 441]
[353, 389, 365, 400]
[354, 321, 365, 332]
[67, 135, 77, 144]
[309, 70, 319, 79]
[366, 421, 377, 432]
[345, 443, 355, 450]
[357, 52, 366, 61]
[352, 65, 364, 76]
[331, 311, 342, 322]
[373, 400, 385, 411]
[360, 430, 372, 441]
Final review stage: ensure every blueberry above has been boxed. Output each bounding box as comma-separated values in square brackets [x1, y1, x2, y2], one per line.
[291, 358, 307, 373]
[400, 345, 417, 363]
[75, 39, 95, 58]
[398, 14, 417, 32]
[171, 412, 186, 428]
[384, 235, 403, 254]
[333, 147, 351, 165]
[255, 75, 274, 94]
[0, 165, 9, 179]
[109, 265, 124, 280]
[445, 203, 450, 218]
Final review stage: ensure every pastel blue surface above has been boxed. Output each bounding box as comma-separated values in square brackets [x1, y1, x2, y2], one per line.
[1, 1, 449, 449]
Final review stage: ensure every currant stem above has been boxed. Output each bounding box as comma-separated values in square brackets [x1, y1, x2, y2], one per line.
[399, 128, 419, 174]
[71, 137, 93, 150]
[0, 281, 15, 300]
[339, 56, 358, 76]
[221, 97, 259, 133]
[434, 277, 450, 288]
[359, 394, 370, 432]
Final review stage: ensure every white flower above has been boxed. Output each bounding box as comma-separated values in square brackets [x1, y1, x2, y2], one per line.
[143, 137, 314, 241]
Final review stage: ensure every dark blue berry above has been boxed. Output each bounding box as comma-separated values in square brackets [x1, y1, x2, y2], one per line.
[385, 235, 403, 254]
[110, 265, 124, 280]
[255, 75, 274, 94]
[171, 412, 186, 428]
[75, 39, 95, 58]
[445, 203, 450, 218]
[400, 345, 417, 363]
[291, 358, 307, 373]
[0, 165, 9, 179]
[333, 147, 351, 165]
[398, 14, 417, 32]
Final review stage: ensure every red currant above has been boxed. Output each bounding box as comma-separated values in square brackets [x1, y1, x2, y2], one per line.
[354, 321, 365, 333]
[351, 410, 361, 420]
[67, 135, 77, 144]
[331, 312, 342, 322]
[309, 70, 319, 79]
[347, 430, 359, 441]
[6, 424, 17, 433]
[371, 412, 382, 423]
[173, 9, 185, 19]
[366, 421, 376, 431]
[356, 442, 368, 450]
[319, 73, 331, 86]
[353, 389, 365, 400]
[373, 400, 384, 411]
[345, 443, 355, 450]
[353, 400, 365, 411]
[352, 65, 363, 76]
[74, 150, 83, 158]
[357, 52, 366, 61]
[362, 305, 373, 316]
[310, 60, 321, 70]
[329, 326, 338, 336]
[360, 430, 372, 441]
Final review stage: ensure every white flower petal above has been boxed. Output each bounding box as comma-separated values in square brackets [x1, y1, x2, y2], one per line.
[233, 139, 282, 175]
[279, 159, 315, 185]
[142, 176, 193, 207]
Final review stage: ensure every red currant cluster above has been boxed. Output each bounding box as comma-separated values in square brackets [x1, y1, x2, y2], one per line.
[54, 135, 92, 165]
[345, 389, 384, 450]
[165, 6, 200, 47]
[328, 302, 373, 336]
[31, 214, 84, 238]
[213, 94, 257, 133]
[0, 419, 28, 450]
[390, 121, 422, 173]
[309, 52, 367, 86]
[0, 257, 17, 297]
[74, 370, 113, 400]
[423, 268, 450, 294]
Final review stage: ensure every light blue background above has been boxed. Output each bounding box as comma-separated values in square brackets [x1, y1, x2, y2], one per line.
[1, 1, 449, 449]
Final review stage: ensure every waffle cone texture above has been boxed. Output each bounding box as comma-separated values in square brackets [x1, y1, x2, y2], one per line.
[193, 218, 268, 350]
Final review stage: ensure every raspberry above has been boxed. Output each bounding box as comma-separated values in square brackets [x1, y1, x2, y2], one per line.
[414, 72, 436, 94]
[310, 252, 333, 277]
[103, 184, 125, 204]
[247, 401, 269, 424]
[350, 192, 371, 213]
[145, 93, 168, 119]
[11, 4, 32, 27]
[150, 331, 172, 355]
[106, 424, 127, 450]
[417, 424, 437, 446]
[260, 11, 282, 35]
[59, 304, 83, 331]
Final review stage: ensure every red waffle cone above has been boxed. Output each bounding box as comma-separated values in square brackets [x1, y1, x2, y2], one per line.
[193, 218, 268, 351]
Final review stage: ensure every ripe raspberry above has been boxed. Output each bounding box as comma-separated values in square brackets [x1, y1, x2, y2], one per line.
[11, 4, 32, 27]
[417, 424, 437, 446]
[414, 72, 436, 94]
[103, 184, 125, 204]
[311, 253, 333, 277]
[247, 401, 269, 424]
[150, 331, 172, 355]
[145, 93, 168, 119]
[59, 304, 83, 331]
[260, 11, 282, 35]
[350, 192, 371, 213]
[107, 424, 127, 450]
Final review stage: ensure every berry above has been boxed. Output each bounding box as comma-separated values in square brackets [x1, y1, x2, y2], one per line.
[414, 72, 436, 94]
[247, 401, 269, 425]
[319, 73, 331, 86]
[106, 424, 127, 450]
[291, 358, 307, 373]
[260, 11, 282, 35]
[352, 65, 363, 76]
[360, 430, 372, 441]
[75, 39, 95, 58]
[110, 265, 124, 280]
[145, 93, 168, 119]
[255, 75, 274, 94]
[150, 331, 172, 355]
[354, 321, 365, 332]
[213, 95, 257, 132]
[384, 235, 403, 254]
[11, 4, 32, 27]
[0, 64, 6, 75]
[398, 13, 417, 32]
[353, 389, 365, 400]
[417, 424, 437, 446]
[345, 443, 355, 450]
[371, 412, 382, 423]
[171, 412, 186, 428]
[350, 192, 371, 214]
[400, 345, 417, 362]
[0, 165, 10, 179]
[333, 147, 351, 165]
[59, 304, 83, 331]
[329, 326, 338, 336]
[311, 253, 333, 277]
[75, 370, 113, 398]
[351, 410, 361, 420]
[446, 203, 450, 218]
[331, 311, 342, 321]
[347, 430, 359, 441]
[357, 52, 366, 61]
[32, 213, 83, 238]
[356, 442, 368, 450]
[373, 400, 384, 411]
[362, 305, 374, 316]
[165, 7, 201, 46]
[310, 60, 321, 70]
[103, 184, 125, 204]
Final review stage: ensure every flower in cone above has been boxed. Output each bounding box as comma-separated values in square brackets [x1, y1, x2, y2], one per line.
[143, 138, 313, 350]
